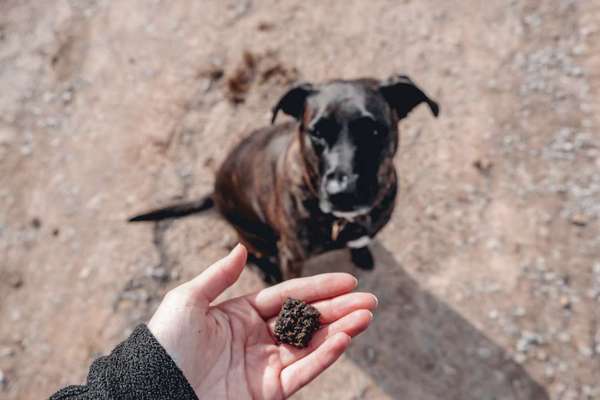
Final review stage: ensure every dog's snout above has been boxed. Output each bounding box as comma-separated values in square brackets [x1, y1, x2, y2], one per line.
[325, 170, 356, 196]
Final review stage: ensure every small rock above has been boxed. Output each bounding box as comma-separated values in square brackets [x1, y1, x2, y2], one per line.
[0, 125, 16, 145]
[473, 158, 493, 174]
[20, 144, 32, 156]
[559, 295, 572, 310]
[62, 89, 73, 103]
[477, 347, 492, 359]
[149, 267, 169, 282]
[570, 213, 587, 226]
[573, 44, 587, 56]
[365, 347, 377, 363]
[0, 347, 14, 358]
[8, 273, 23, 289]
[9, 310, 20, 321]
[557, 361, 568, 372]
[555, 382, 567, 393]
[514, 352, 527, 364]
[578, 345, 593, 358]
[442, 363, 457, 376]
[43, 91, 54, 103]
[557, 332, 571, 343]
[31, 217, 42, 229]
[536, 349, 548, 361]
[513, 306, 527, 317]
[256, 21, 274, 31]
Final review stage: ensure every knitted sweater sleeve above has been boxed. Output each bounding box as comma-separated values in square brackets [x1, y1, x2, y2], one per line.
[49, 324, 198, 400]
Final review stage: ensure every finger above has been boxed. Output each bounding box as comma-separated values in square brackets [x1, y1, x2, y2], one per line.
[309, 292, 378, 324]
[188, 244, 247, 303]
[266, 292, 377, 331]
[280, 332, 351, 398]
[277, 309, 372, 366]
[246, 273, 358, 318]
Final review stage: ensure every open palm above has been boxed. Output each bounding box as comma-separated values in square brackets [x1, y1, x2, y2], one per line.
[148, 245, 376, 399]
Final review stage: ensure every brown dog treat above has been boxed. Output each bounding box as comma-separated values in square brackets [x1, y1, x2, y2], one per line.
[274, 298, 321, 348]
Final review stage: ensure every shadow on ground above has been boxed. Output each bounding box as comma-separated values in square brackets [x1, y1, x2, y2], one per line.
[304, 244, 549, 400]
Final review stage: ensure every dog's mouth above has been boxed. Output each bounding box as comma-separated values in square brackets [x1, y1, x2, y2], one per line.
[319, 196, 372, 220]
[317, 172, 380, 219]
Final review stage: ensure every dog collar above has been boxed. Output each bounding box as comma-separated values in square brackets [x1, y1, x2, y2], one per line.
[330, 215, 371, 242]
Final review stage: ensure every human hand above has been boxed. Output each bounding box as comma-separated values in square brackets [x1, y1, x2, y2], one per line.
[148, 244, 377, 399]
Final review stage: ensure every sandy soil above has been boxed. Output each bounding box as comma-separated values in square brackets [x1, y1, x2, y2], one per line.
[1, 1, 599, 399]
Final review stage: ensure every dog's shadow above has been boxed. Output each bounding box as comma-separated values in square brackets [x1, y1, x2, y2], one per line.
[303, 243, 549, 400]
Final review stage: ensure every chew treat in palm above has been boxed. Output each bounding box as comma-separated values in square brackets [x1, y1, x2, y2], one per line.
[274, 298, 321, 348]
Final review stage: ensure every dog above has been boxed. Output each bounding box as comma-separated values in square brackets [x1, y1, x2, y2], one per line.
[130, 75, 439, 283]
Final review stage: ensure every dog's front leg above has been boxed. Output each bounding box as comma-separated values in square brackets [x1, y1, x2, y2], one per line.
[347, 236, 375, 270]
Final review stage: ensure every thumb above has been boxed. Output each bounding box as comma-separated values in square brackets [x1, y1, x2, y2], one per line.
[188, 243, 248, 304]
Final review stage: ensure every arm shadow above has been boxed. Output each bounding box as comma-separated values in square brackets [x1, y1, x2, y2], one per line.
[302, 242, 549, 400]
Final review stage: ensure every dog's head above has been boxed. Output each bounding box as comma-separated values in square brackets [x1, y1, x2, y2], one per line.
[272, 75, 439, 218]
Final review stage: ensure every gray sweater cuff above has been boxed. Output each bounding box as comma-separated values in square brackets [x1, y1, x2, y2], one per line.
[50, 324, 198, 400]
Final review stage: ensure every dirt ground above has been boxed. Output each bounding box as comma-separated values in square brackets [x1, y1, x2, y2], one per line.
[1, 1, 599, 399]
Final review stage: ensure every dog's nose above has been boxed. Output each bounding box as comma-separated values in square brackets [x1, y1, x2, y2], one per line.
[325, 170, 356, 196]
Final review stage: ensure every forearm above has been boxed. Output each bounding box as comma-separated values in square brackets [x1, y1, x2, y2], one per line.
[50, 324, 198, 400]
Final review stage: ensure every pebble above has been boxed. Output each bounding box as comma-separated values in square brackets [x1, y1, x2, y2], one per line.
[9, 310, 20, 322]
[536, 349, 548, 361]
[557, 332, 571, 343]
[79, 267, 91, 280]
[570, 213, 588, 227]
[516, 332, 539, 353]
[513, 306, 527, 317]
[557, 361, 568, 372]
[365, 347, 377, 363]
[477, 347, 492, 359]
[8, 273, 23, 289]
[473, 158, 493, 174]
[578, 345, 593, 358]
[442, 364, 457, 376]
[0, 125, 16, 145]
[0, 347, 14, 358]
[149, 267, 169, 282]
[62, 89, 73, 103]
[514, 352, 527, 364]
[544, 365, 555, 379]
[559, 295, 572, 309]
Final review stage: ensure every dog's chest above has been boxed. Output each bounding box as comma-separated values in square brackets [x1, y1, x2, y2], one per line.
[297, 211, 371, 254]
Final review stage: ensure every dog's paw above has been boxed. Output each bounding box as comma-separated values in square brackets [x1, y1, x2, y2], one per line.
[350, 247, 374, 270]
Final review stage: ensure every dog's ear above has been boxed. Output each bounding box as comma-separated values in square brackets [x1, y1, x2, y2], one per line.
[271, 83, 315, 124]
[379, 75, 439, 120]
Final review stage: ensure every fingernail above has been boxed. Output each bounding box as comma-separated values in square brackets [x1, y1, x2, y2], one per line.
[231, 243, 243, 255]
[352, 276, 359, 287]
[372, 294, 379, 307]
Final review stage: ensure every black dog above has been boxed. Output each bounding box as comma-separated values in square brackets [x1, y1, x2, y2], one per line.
[130, 75, 439, 283]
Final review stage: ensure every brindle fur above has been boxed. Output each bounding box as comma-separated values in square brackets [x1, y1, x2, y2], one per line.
[131, 76, 438, 283]
[214, 93, 400, 280]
